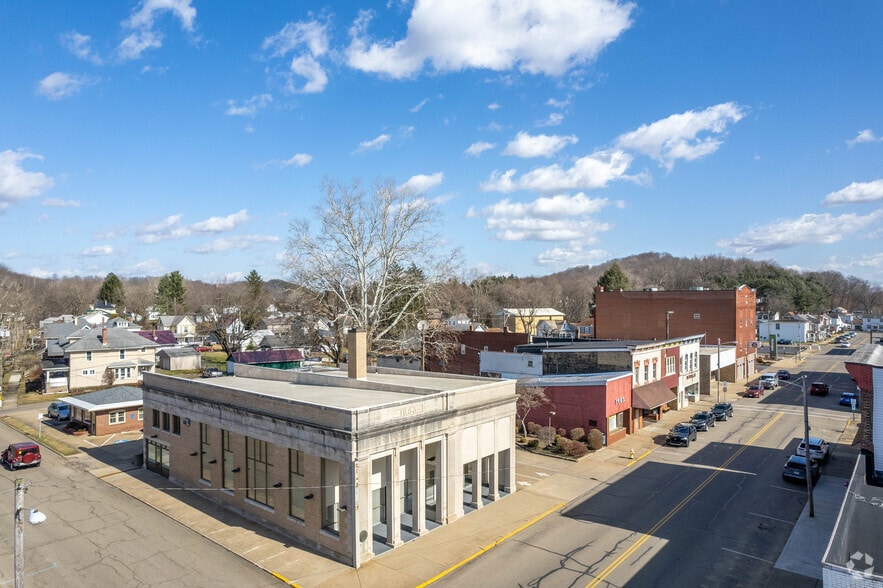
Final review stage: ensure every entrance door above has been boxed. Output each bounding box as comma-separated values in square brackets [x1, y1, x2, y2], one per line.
[145, 440, 169, 477]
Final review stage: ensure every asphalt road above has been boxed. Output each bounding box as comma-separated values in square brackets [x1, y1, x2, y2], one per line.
[435, 337, 859, 587]
[0, 424, 279, 587]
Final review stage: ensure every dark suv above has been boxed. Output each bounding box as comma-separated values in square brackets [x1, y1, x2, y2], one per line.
[691, 411, 716, 431]
[809, 382, 830, 396]
[2, 442, 42, 470]
[667, 423, 698, 447]
[711, 402, 734, 421]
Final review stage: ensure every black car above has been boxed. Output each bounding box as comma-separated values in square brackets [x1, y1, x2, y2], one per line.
[691, 411, 716, 431]
[777, 338, 793, 345]
[776, 369, 791, 380]
[667, 423, 698, 447]
[782, 454, 820, 483]
[710, 402, 734, 421]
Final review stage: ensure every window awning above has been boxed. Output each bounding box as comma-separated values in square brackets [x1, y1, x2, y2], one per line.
[632, 380, 677, 409]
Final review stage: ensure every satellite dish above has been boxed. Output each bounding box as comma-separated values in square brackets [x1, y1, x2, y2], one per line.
[417, 320, 428, 332]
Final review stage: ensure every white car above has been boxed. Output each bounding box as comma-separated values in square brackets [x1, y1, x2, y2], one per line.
[797, 437, 830, 462]
[759, 373, 778, 389]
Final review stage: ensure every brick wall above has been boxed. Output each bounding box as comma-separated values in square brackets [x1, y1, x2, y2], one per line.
[425, 331, 529, 376]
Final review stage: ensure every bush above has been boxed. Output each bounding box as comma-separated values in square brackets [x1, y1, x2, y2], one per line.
[527, 439, 539, 448]
[587, 429, 604, 451]
[557, 427, 566, 437]
[556, 437, 573, 453]
[527, 422, 541, 435]
[567, 442, 590, 457]
[570, 427, 585, 442]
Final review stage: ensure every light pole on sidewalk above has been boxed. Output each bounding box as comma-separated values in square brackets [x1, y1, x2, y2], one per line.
[778, 377, 815, 517]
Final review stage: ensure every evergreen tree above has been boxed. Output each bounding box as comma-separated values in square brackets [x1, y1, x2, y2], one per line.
[592, 262, 630, 316]
[241, 269, 267, 330]
[98, 272, 125, 307]
[155, 271, 186, 314]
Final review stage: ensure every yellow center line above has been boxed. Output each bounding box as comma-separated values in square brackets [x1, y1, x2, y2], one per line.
[586, 411, 784, 588]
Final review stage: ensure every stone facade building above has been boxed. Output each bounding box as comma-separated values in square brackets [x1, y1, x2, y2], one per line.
[141, 330, 517, 568]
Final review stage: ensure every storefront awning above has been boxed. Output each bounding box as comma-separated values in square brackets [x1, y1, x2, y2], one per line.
[632, 380, 677, 409]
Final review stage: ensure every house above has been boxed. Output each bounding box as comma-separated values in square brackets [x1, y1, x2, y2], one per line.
[157, 315, 199, 344]
[157, 347, 201, 371]
[65, 385, 144, 436]
[594, 285, 757, 382]
[135, 329, 179, 350]
[65, 326, 160, 391]
[229, 349, 305, 370]
[493, 308, 565, 335]
[141, 329, 517, 568]
[758, 316, 811, 345]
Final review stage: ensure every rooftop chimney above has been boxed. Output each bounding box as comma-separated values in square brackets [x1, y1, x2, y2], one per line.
[101, 327, 108, 346]
[347, 328, 367, 380]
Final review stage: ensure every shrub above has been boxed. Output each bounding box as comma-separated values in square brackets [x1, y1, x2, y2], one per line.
[556, 437, 573, 453]
[587, 429, 604, 451]
[527, 439, 539, 448]
[527, 422, 542, 435]
[567, 442, 589, 458]
[557, 428, 566, 437]
[570, 427, 585, 442]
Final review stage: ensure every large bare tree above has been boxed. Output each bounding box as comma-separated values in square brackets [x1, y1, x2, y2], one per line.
[283, 178, 460, 356]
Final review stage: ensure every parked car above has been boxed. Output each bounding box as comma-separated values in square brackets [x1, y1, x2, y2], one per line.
[48, 401, 71, 421]
[839, 392, 859, 407]
[809, 382, 830, 396]
[744, 384, 765, 398]
[776, 369, 791, 380]
[797, 437, 830, 462]
[667, 423, 698, 447]
[691, 411, 716, 431]
[777, 338, 793, 345]
[711, 402, 734, 421]
[202, 368, 224, 378]
[1, 442, 42, 470]
[759, 373, 778, 389]
[782, 454, 819, 483]
[839, 341, 850, 348]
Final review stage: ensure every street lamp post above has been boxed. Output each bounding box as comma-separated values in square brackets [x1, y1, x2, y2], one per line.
[14, 478, 47, 588]
[800, 376, 815, 517]
[548, 411, 556, 430]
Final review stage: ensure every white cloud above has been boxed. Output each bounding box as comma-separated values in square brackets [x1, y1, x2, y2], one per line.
[138, 214, 189, 243]
[538, 112, 564, 127]
[190, 209, 249, 233]
[36, 72, 97, 100]
[822, 179, 883, 205]
[410, 98, 430, 112]
[42, 198, 80, 207]
[116, 30, 163, 61]
[345, 0, 634, 78]
[282, 153, 312, 167]
[488, 102, 501, 110]
[60, 31, 102, 64]
[357, 133, 391, 152]
[401, 172, 444, 194]
[225, 94, 273, 117]
[191, 234, 279, 254]
[546, 97, 570, 108]
[125, 0, 197, 32]
[468, 192, 610, 242]
[502, 131, 578, 158]
[616, 102, 745, 170]
[0, 150, 54, 207]
[536, 245, 609, 267]
[482, 149, 632, 193]
[846, 129, 880, 148]
[82, 245, 114, 257]
[717, 209, 883, 254]
[263, 20, 330, 94]
[465, 141, 496, 157]
[825, 252, 883, 278]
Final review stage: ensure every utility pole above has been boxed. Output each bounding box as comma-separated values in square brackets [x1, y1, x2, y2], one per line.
[801, 376, 815, 517]
[14, 478, 25, 588]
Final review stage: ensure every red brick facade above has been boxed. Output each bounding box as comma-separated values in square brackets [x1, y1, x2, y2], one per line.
[538, 375, 633, 446]
[425, 331, 529, 376]
[90, 407, 144, 436]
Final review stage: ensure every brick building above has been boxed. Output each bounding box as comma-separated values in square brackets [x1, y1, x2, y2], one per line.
[594, 285, 757, 382]
[425, 330, 529, 376]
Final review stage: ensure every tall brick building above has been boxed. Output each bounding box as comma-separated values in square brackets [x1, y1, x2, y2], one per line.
[594, 285, 757, 382]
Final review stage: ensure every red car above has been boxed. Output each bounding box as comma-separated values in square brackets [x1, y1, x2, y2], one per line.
[744, 384, 765, 398]
[809, 382, 830, 396]
[2, 442, 42, 469]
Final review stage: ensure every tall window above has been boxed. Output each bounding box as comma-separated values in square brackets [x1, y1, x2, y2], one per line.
[152, 409, 160, 429]
[289, 449, 305, 520]
[666, 356, 676, 376]
[246, 437, 273, 507]
[85, 351, 92, 361]
[321, 458, 341, 533]
[119, 349, 126, 360]
[222, 430, 235, 491]
[172, 415, 181, 435]
[162, 411, 170, 431]
[200, 423, 211, 483]
[643, 364, 649, 381]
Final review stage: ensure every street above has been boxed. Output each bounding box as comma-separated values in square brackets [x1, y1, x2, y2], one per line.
[435, 338, 860, 587]
[0, 421, 278, 587]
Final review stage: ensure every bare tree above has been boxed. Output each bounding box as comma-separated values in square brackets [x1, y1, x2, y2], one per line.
[282, 178, 460, 355]
[516, 381, 552, 437]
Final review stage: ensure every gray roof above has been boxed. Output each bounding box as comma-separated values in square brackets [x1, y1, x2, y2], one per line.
[65, 385, 143, 411]
[43, 321, 82, 342]
[65, 326, 161, 353]
[158, 347, 199, 358]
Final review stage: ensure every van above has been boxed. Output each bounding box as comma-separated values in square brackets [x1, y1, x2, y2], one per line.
[759, 373, 778, 389]
[2, 442, 42, 469]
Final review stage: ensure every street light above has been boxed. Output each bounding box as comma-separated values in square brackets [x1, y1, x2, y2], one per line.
[14, 478, 47, 588]
[548, 411, 556, 429]
[777, 377, 815, 517]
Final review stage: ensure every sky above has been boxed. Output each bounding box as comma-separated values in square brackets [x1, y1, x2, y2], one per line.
[2, 1, 882, 286]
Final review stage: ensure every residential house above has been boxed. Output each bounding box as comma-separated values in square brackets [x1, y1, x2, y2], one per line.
[141, 329, 516, 568]
[157, 315, 199, 345]
[758, 316, 811, 345]
[66, 385, 144, 436]
[493, 308, 565, 336]
[65, 326, 160, 391]
[861, 316, 883, 334]
[157, 347, 201, 371]
[593, 285, 757, 382]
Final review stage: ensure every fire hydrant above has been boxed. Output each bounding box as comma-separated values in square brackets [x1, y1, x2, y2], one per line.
[629, 448, 635, 460]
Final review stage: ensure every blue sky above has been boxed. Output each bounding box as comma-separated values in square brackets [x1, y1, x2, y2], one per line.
[2, 1, 882, 285]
